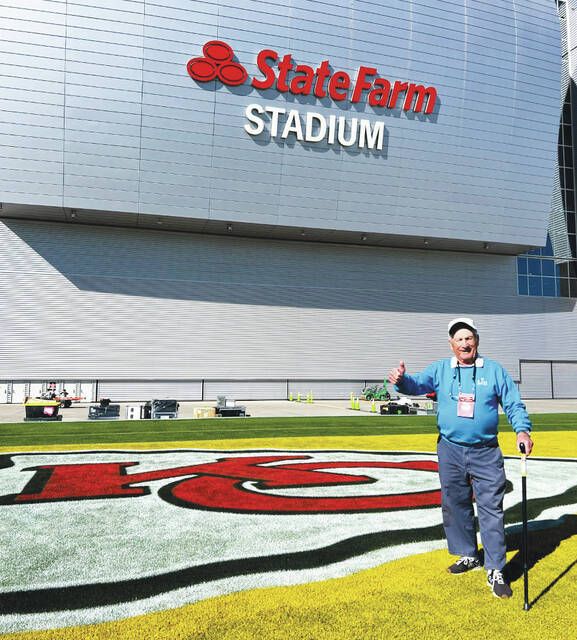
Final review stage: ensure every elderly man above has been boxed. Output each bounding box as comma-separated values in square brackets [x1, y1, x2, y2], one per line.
[388, 317, 533, 599]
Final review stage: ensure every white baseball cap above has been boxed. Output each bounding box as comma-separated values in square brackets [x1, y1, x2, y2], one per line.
[448, 317, 478, 337]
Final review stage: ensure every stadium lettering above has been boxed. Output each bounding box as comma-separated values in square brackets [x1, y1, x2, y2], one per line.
[244, 104, 386, 150]
[14, 455, 441, 513]
[187, 40, 437, 152]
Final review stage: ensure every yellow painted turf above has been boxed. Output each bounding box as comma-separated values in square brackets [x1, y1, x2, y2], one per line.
[3, 428, 575, 457]
[7, 536, 577, 640]
[4, 431, 577, 640]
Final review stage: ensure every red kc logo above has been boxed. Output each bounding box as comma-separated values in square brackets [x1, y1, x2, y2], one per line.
[13, 455, 441, 514]
[186, 40, 248, 86]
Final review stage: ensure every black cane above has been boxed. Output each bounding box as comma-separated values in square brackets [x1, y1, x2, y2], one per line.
[519, 442, 529, 611]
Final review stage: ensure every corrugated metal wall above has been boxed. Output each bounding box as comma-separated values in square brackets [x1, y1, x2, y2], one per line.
[0, 2, 571, 401]
[97, 380, 202, 402]
[288, 380, 367, 400]
[552, 362, 577, 397]
[519, 362, 553, 399]
[0, 218, 512, 380]
[519, 360, 577, 398]
[1, 218, 577, 401]
[0, 0, 561, 249]
[203, 380, 285, 401]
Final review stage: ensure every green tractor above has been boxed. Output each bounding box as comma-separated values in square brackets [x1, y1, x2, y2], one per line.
[362, 378, 391, 401]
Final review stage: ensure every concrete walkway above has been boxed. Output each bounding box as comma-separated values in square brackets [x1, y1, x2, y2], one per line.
[0, 398, 576, 424]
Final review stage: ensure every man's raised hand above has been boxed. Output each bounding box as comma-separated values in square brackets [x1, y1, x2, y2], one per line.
[387, 360, 406, 385]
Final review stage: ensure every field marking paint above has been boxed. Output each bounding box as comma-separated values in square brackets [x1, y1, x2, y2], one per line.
[1, 445, 577, 634]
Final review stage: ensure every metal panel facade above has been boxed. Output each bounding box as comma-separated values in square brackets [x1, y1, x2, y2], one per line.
[552, 362, 577, 397]
[519, 362, 553, 399]
[0, 1, 571, 399]
[0, 0, 561, 249]
[288, 381, 366, 400]
[97, 380, 203, 402]
[2, 218, 577, 390]
[203, 381, 286, 401]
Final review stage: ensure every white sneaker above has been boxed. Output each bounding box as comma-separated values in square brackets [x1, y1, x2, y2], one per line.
[447, 556, 481, 574]
[487, 569, 513, 598]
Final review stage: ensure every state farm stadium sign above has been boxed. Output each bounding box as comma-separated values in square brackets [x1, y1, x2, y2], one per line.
[187, 41, 438, 151]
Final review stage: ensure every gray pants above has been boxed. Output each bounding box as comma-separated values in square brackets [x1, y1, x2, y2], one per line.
[437, 436, 507, 570]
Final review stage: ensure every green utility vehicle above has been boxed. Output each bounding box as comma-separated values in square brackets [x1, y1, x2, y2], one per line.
[361, 379, 391, 401]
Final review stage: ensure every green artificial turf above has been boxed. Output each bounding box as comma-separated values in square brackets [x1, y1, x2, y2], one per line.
[0, 413, 575, 447]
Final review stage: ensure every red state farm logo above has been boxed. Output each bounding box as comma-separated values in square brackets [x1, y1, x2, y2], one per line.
[186, 40, 248, 86]
[186, 40, 437, 115]
[13, 454, 441, 514]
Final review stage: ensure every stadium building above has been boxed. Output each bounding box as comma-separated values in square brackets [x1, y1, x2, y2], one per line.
[0, 0, 574, 403]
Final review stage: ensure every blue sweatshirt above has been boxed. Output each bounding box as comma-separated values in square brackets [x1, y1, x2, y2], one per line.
[395, 356, 531, 445]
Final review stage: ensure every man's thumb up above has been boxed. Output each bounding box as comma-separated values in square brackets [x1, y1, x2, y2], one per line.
[387, 360, 406, 385]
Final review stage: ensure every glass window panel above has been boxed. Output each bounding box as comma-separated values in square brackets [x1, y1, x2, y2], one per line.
[542, 277, 557, 297]
[526, 247, 540, 256]
[517, 257, 528, 274]
[527, 258, 542, 275]
[518, 275, 528, 295]
[544, 235, 553, 256]
[565, 168, 574, 189]
[564, 189, 575, 212]
[542, 259, 555, 276]
[570, 279, 577, 299]
[564, 125, 572, 147]
[567, 212, 576, 234]
[569, 261, 577, 278]
[559, 278, 570, 297]
[570, 234, 577, 256]
[528, 276, 542, 296]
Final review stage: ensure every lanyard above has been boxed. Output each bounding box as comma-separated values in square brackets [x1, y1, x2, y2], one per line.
[456, 362, 477, 392]
[451, 361, 477, 399]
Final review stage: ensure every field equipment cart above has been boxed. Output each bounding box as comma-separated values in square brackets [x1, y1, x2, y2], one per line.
[362, 379, 391, 401]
